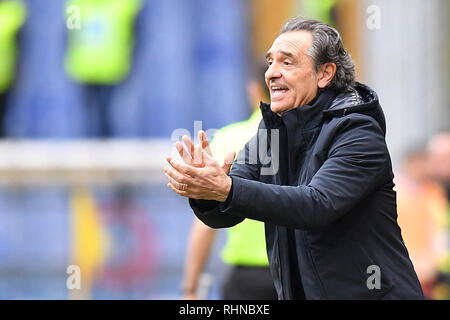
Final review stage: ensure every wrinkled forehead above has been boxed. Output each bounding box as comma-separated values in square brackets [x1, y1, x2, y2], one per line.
[267, 30, 313, 58]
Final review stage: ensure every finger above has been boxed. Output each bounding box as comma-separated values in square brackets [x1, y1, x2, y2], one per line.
[167, 182, 188, 197]
[165, 172, 184, 190]
[192, 144, 203, 166]
[164, 165, 188, 184]
[182, 135, 195, 157]
[168, 158, 198, 177]
[223, 151, 236, 165]
[201, 145, 217, 164]
[198, 130, 212, 156]
[176, 141, 192, 164]
[222, 151, 236, 174]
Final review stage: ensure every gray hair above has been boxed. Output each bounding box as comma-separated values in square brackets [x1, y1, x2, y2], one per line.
[281, 16, 355, 90]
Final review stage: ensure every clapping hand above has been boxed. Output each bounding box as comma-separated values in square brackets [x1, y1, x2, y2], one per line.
[164, 130, 235, 202]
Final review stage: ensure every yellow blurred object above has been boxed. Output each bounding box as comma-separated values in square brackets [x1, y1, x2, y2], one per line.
[69, 187, 109, 299]
[250, 0, 294, 58]
[64, 0, 142, 84]
[0, 0, 27, 94]
[298, 0, 336, 26]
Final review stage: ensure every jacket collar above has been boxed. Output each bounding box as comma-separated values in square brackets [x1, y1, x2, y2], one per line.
[260, 87, 339, 131]
[259, 82, 385, 134]
[322, 82, 386, 135]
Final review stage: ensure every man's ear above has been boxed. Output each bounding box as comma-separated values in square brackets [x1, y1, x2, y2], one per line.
[317, 62, 337, 88]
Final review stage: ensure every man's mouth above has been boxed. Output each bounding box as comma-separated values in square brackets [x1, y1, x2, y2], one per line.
[270, 85, 289, 100]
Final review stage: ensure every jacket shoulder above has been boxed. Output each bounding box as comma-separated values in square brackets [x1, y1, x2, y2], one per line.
[323, 112, 384, 137]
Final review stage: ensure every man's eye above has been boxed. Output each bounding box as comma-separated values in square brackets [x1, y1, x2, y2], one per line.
[267, 61, 273, 66]
[284, 61, 291, 65]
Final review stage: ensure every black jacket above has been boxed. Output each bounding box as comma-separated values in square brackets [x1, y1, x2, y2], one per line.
[190, 83, 424, 300]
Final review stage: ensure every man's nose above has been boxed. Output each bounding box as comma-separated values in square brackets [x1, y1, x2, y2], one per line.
[265, 64, 282, 81]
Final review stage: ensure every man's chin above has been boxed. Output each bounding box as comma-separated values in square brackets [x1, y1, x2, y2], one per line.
[270, 103, 289, 115]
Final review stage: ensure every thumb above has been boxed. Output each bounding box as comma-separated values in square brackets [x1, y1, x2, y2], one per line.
[221, 151, 236, 174]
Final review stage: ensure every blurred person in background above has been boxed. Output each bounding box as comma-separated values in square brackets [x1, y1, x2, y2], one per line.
[95, 186, 159, 298]
[181, 61, 277, 300]
[426, 133, 450, 299]
[427, 133, 450, 201]
[395, 146, 447, 299]
[165, 16, 424, 299]
[300, 0, 336, 26]
[0, 0, 26, 137]
[64, 0, 142, 137]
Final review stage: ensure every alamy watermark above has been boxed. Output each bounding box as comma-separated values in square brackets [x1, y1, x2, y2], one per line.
[66, 5, 81, 30]
[66, 264, 81, 290]
[366, 264, 381, 290]
[366, 4, 381, 30]
[170, 121, 280, 175]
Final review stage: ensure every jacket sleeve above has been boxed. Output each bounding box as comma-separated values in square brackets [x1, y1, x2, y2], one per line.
[219, 114, 390, 230]
[188, 132, 262, 228]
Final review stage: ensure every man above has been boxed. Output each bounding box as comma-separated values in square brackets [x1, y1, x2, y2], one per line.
[164, 17, 424, 299]
[395, 147, 447, 298]
[0, 0, 26, 136]
[65, 0, 142, 137]
[181, 63, 277, 300]
[425, 133, 450, 299]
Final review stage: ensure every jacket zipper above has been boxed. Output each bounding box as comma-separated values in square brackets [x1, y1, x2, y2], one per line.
[302, 232, 328, 299]
[275, 225, 285, 299]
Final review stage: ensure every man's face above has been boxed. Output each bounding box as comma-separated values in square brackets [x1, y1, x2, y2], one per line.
[265, 31, 319, 114]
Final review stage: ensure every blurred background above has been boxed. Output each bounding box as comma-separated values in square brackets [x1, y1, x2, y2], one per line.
[0, 0, 448, 299]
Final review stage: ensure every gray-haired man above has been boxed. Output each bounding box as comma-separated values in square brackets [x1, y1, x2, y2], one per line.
[164, 17, 424, 300]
